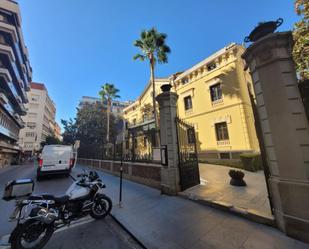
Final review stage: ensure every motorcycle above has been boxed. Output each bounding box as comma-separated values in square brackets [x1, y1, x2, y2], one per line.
[3, 170, 112, 249]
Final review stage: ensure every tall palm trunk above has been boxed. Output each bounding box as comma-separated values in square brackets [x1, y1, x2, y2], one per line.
[106, 99, 111, 143]
[150, 56, 160, 146]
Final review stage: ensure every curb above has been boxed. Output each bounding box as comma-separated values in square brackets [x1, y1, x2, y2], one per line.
[178, 192, 275, 227]
[109, 213, 147, 249]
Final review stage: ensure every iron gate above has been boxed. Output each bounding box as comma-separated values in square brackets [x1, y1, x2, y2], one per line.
[175, 116, 200, 191]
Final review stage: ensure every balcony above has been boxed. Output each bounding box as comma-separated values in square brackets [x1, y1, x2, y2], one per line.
[127, 115, 155, 129]
[0, 71, 26, 115]
[0, 92, 14, 116]
[0, 122, 18, 141]
[0, 21, 18, 44]
[217, 140, 230, 146]
[211, 98, 224, 107]
[0, 43, 16, 62]
[14, 111, 24, 125]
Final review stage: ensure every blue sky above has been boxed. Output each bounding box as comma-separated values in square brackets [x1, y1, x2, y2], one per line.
[18, 0, 298, 127]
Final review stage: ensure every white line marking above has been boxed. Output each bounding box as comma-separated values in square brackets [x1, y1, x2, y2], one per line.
[55, 216, 94, 233]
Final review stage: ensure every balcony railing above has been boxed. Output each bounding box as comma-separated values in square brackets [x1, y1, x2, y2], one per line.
[127, 115, 155, 129]
[217, 140, 230, 146]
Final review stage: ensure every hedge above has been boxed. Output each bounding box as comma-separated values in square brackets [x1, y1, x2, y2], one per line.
[240, 153, 262, 172]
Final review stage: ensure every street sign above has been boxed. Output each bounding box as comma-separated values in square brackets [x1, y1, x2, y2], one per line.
[160, 145, 168, 166]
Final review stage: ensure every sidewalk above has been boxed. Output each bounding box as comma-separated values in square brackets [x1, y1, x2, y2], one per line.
[78, 165, 309, 249]
[181, 163, 272, 219]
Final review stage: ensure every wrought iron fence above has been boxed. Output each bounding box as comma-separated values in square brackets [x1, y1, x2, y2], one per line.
[80, 125, 160, 164]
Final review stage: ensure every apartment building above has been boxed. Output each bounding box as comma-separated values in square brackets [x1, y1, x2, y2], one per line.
[123, 43, 260, 161]
[19, 82, 56, 155]
[0, 0, 32, 166]
[54, 121, 62, 141]
[79, 96, 132, 117]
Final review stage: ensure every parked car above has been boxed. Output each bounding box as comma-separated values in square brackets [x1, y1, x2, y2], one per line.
[37, 145, 75, 180]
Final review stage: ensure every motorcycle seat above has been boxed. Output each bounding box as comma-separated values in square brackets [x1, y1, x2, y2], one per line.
[53, 195, 70, 204]
[28, 194, 70, 204]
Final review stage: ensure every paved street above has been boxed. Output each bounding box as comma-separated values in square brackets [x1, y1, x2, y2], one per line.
[0, 164, 142, 249]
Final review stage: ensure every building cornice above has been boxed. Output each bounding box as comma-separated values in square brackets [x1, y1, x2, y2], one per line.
[123, 78, 169, 113]
[174, 43, 241, 86]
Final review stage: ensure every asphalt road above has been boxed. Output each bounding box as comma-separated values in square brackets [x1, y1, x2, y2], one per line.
[0, 164, 142, 249]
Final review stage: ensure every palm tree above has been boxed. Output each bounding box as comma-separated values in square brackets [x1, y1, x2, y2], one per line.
[99, 83, 120, 145]
[133, 28, 171, 145]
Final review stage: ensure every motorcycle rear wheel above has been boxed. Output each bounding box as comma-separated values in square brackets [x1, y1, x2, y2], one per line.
[90, 195, 112, 219]
[10, 219, 54, 249]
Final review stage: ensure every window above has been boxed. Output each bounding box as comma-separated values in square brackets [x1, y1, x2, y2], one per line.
[143, 137, 147, 147]
[31, 95, 39, 102]
[29, 103, 39, 109]
[0, 34, 6, 45]
[134, 138, 138, 149]
[207, 62, 217, 71]
[28, 113, 37, 118]
[210, 83, 222, 102]
[151, 132, 156, 147]
[24, 142, 33, 149]
[27, 122, 36, 129]
[184, 96, 192, 111]
[215, 122, 229, 141]
[25, 132, 35, 137]
[0, 14, 8, 23]
[181, 77, 189, 84]
[220, 152, 231, 159]
[187, 128, 195, 144]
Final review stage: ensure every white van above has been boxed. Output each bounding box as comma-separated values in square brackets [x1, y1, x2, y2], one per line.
[37, 145, 75, 180]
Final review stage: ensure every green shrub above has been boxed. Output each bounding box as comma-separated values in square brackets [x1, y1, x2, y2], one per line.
[240, 153, 262, 172]
[199, 159, 243, 169]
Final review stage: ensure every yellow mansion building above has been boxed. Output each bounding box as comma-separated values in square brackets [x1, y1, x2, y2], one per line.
[123, 43, 260, 161]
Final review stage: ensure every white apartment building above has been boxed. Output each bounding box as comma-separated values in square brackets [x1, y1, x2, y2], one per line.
[79, 96, 133, 117]
[19, 82, 56, 155]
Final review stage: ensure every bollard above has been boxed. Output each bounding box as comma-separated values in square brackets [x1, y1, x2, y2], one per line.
[119, 159, 123, 207]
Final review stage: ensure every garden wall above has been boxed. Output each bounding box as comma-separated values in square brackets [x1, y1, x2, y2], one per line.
[77, 158, 161, 189]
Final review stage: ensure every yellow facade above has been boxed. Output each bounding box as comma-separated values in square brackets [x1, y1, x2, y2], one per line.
[123, 78, 169, 158]
[123, 43, 260, 161]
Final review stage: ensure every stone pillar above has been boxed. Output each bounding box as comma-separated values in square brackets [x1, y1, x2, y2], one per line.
[156, 90, 181, 195]
[242, 31, 309, 242]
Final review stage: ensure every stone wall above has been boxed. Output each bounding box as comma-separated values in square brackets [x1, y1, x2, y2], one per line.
[77, 158, 161, 189]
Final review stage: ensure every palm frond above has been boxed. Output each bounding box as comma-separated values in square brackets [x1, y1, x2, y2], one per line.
[133, 27, 171, 66]
[157, 51, 168, 63]
[133, 54, 146, 61]
[99, 83, 120, 101]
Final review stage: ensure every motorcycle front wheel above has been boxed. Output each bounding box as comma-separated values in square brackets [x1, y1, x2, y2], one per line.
[10, 219, 54, 249]
[90, 195, 112, 219]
